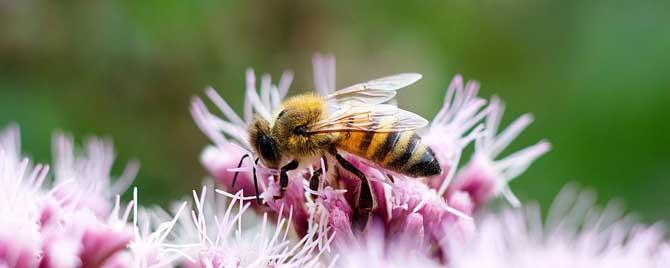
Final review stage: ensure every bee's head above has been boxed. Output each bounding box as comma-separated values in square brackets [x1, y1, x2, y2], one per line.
[249, 116, 282, 168]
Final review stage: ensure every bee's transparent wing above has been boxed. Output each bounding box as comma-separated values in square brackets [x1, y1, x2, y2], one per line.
[325, 73, 422, 106]
[308, 104, 428, 133]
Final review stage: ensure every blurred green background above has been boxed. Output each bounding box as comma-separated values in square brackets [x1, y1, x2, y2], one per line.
[1, 1, 669, 221]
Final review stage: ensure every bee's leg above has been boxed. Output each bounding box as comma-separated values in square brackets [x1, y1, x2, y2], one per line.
[309, 168, 322, 200]
[231, 154, 250, 188]
[276, 160, 299, 199]
[252, 158, 262, 205]
[330, 149, 376, 229]
[321, 154, 329, 171]
[387, 173, 395, 183]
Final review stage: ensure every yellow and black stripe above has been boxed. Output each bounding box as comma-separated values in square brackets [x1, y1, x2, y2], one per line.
[336, 120, 441, 177]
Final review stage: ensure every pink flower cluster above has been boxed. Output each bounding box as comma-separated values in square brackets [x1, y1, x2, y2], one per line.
[192, 54, 670, 267]
[447, 185, 670, 268]
[0, 126, 136, 268]
[0, 125, 329, 268]
[193, 55, 549, 243]
[1, 54, 668, 268]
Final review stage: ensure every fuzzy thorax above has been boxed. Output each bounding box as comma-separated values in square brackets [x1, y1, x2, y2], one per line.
[249, 93, 338, 168]
[273, 94, 337, 156]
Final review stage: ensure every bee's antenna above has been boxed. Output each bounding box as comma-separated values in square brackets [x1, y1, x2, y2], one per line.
[231, 154, 250, 188]
[252, 158, 262, 205]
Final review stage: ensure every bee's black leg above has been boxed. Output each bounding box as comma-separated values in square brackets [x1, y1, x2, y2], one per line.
[309, 168, 323, 200]
[252, 158, 261, 205]
[330, 148, 376, 229]
[231, 154, 250, 188]
[321, 154, 328, 171]
[387, 173, 395, 184]
[276, 160, 299, 199]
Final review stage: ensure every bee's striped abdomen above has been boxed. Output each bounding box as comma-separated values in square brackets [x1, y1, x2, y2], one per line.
[336, 126, 442, 177]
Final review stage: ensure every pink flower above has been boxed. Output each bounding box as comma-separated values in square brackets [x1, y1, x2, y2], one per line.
[0, 125, 49, 268]
[38, 231, 80, 268]
[0, 125, 188, 268]
[445, 185, 670, 268]
[51, 133, 139, 218]
[332, 224, 441, 268]
[320, 194, 355, 243]
[262, 174, 310, 236]
[423, 74, 489, 195]
[76, 212, 133, 268]
[312, 53, 336, 96]
[374, 177, 473, 245]
[120, 188, 190, 268]
[178, 185, 331, 268]
[199, 143, 255, 197]
[447, 97, 551, 209]
[446, 190, 474, 216]
[0, 228, 42, 268]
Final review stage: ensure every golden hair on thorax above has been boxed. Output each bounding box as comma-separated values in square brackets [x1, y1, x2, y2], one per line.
[271, 93, 337, 161]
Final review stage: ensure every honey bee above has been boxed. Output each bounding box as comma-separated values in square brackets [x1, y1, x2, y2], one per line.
[246, 73, 442, 216]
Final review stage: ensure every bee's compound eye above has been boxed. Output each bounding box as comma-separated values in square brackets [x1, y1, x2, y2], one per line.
[257, 133, 280, 165]
[293, 125, 307, 136]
